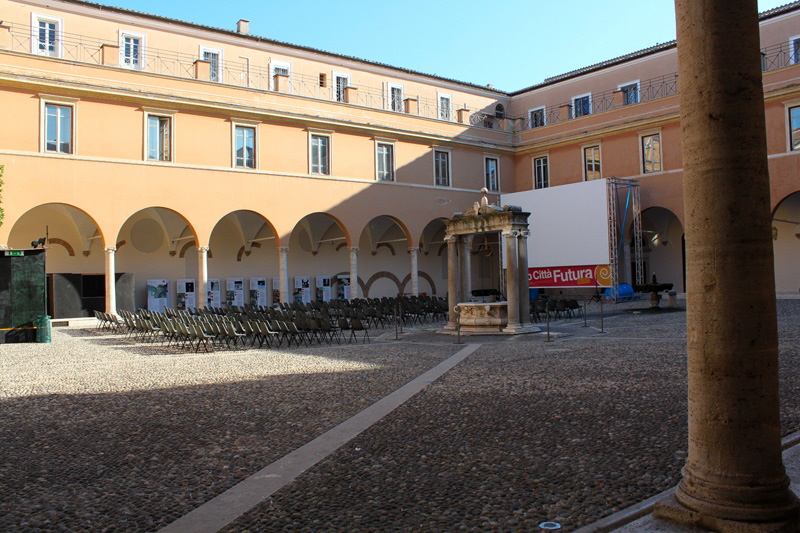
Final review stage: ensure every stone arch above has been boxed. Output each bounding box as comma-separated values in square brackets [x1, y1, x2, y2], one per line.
[771, 191, 800, 293]
[399, 271, 437, 295]
[364, 271, 402, 297]
[47, 238, 75, 256]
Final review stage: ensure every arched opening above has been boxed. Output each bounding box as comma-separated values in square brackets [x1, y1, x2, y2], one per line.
[636, 207, 685, 291]
[772, 191, 800, 293]
[289, 213, 350, 303]
[358, 215, 411, 298]
[116, 207, 196, 310]
[208, 210, 279, 308]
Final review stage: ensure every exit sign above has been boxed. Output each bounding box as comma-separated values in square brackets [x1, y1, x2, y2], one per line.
[4, 250, 23, 257]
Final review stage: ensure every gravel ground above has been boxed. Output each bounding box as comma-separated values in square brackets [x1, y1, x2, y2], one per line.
[2, 300, 800, 532]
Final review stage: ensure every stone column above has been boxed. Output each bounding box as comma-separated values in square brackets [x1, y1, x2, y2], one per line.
[445, 235, 459, 330]
[278, 247, 289, 304]
[503, 230, 521, 331]
[408, 247, 420, 296]
[104, 246, 117, 315]
[458, 236, 471, 303]
[517, 231, 531, 328]
[349, 246, 359, 300]
[654, 0, 800, 529]
[197, 246, 209, 309]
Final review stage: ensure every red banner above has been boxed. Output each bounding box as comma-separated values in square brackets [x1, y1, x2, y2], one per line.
[528, 265, 612, 288]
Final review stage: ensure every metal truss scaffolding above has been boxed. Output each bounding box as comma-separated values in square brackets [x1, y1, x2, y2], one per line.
[606, 178, 643, 295]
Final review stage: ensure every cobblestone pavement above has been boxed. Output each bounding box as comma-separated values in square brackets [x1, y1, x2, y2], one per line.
[2, 300, 799, 532]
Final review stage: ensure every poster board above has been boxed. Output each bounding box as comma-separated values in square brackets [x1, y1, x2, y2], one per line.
[337, 275, 350, 300]
[147, 279, 169, 313]
[316, 276, 332, 302]
[176, 278, 196, 310]
[250, 277, 267, 307]
[207, 278, 221, 308]
[294, 276, 311, 303]
[226, 278, 244, 308]
[272, 277, 281, 306]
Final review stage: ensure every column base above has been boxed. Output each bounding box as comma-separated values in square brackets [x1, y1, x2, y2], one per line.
[502, 324, 539, 334]
[654, 492, 800, 533]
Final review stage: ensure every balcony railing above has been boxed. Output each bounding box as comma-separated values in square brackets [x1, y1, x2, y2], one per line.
[4, 22, 797, 135]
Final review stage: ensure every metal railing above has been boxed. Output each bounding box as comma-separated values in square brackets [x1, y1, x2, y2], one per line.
[6, 22, 798, 135]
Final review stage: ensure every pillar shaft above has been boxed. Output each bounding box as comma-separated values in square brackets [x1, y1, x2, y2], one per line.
[622, 239, 632, 286]
[278, 247, 289, 304]
[409, 247, 420, 296]
[445, 235, 459, 330]
[665, 0, 800, 526]
[517, 231, 531, 328]
[349, 246, 359, 300]
[197, 246, 209, 309]
[458, 236, 471, 302]
[504, 230, 520, 329]
[104, 246, 117, 315]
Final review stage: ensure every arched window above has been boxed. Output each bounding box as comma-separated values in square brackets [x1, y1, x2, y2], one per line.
[495, 104, 505, 119]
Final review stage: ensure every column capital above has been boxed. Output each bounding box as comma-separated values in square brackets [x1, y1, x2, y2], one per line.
[519, 230, 530, 238]
[278, 246, 290, 253]
[349, 246, 359, 253]
[444, 234, 458, 243]
[502, 229, 521, 238]
[408, 246, 421, 254]
[104, 246, 117, 253]
[198, 246, 210, 253]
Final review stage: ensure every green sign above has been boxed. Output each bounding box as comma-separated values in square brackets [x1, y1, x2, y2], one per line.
[4, 250, 23, 257]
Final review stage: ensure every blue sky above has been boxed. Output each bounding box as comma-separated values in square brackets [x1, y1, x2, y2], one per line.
[103, 0, 793, 92]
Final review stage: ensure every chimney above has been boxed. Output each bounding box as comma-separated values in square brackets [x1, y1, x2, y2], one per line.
[237, 19, 250, 35]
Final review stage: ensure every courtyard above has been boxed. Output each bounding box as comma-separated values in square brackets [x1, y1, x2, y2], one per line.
[2, 300, 800, 532]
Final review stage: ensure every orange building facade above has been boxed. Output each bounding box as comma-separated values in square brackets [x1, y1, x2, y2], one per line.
[1, 0, 799, 315]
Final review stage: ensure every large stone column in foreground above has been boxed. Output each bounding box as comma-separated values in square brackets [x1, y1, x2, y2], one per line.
[655, 0, 800, 529]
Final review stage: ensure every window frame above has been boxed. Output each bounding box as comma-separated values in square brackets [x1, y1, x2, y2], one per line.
[433, 147, 452, 188]
[375, 138, 396, 182]
[618, 81, 640, 106]
[308, 130, 332, 175]
[119, 30, 146, 70]
[437, 92, 452, 121]
[388, 83, 404, 113]
[231, 119, 259, 169]
[142, 107, 176, 162]
[572, 93, 592, 118]
[484, 155, 500, 192]
[582, 144, 602, 181]
[640, 130, 663, 174]
[270, 59, 292, 92]
[39, 94, 77, 155]
[31, 12, 63, 58]
[333, 71, 350, 103]
[528, 106, 546, 129]
[532, 154, 549, 189]
[199, 45, 223, 82]
[787, 103, 800, 152]
[790, 35, 800, 65]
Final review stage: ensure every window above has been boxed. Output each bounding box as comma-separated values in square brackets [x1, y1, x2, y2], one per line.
[573, 94, 591, 118]
[146, 114, 172, 161]
[495, 104, 505, 119]
[583, 145, 601, 181]
[389, 84, 404, 112]
[641, 133, 662, 173]
[270, 60, 291, 91]
[485, 157, 499, 192]
[334, 72, 349, 103]
[533, 156, 549, 189]
[234, 125, 256, 168]
[31, 13, 62, 58]
[310, 133, 330, 175]
[791, 36, 800, 64]
[438, 93, 452, 121]
[529, 107, 546, 129]
[789, 106, 800, 150]
[376, 142, 394, 181]
[200, 46, 222, 82]
[120, 32, 144, 69]
[619, 82, 639, 105]
[44, 102, 73, 154]
[434, 149, 450, 187]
